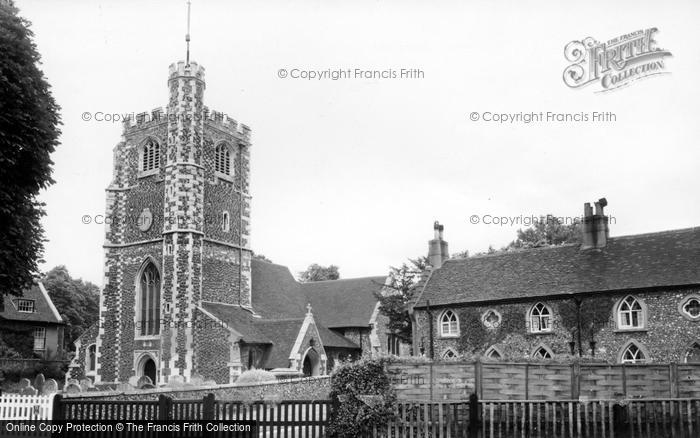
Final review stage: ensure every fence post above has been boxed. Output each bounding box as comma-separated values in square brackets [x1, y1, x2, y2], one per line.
[158, 394, 173, 421]
[669, 362, 679, 398]
[203, 393, 216, 420]
[571, 362, 580, 400]
[468, 392, 480, 436]
[429, 361, 434, 400]
[51, 394, 64, 421]
[475, 359, 483, 400]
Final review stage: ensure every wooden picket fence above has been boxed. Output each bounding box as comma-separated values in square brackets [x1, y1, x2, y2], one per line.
[0, 393, 54, 420]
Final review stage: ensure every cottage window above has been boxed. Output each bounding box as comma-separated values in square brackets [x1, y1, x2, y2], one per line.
[16, 299, 35, 313]
[33, 327, 46, 351]
[439, 310, 459, 337]
[141, 139, 160, 172]
[387, 334, 401, 356]
[442, 349, 457, 359]
[532, 345, 553, 359]
[617, 296, 644, 329]
[481, 309, 501, 329]
[528, 303, 552, 333]
[484, 346, 502, 360]
[620, 343, 646, 364]
[215, 143, 232, 175]
[138, 262, 161, 336]
[681, 297, 700, 320]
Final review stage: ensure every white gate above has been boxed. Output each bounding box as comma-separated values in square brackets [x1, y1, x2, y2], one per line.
[0, 393, 54, 420]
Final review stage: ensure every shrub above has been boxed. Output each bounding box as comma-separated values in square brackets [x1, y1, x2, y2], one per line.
[234, 369, 276, 385]
[327, 358, 396, 438]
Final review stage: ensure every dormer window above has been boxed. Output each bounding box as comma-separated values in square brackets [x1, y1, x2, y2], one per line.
[215, 143, 232, 176]
[141, 139, 160, 173]
[16, 299, 35, 313]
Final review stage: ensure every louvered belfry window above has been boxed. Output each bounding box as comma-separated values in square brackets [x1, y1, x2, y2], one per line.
[142, 139, 160, 172]
[215, 143, 231, 175]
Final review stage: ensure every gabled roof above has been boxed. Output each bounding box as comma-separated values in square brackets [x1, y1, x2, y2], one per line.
[415, 227, 700, 308]
[199, 302, 271, 343]
[0, 282, 63, 324]
[301, 276, 386, 328]
[251, 260, 306, 319]
[253, 319, 305, 368]
[251, 258, 386, 328]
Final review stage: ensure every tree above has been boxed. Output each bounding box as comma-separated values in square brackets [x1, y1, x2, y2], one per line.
[506, 215, 581, 250]
[298, 264, 340, 282]
[376, 256, 428, 343]
[252, 252, 273, 263]
[0, 1, 61, 305]
[42, 266, 99, 350]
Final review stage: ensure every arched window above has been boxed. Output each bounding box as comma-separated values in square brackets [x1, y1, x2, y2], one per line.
[620, 342, 646, 364]
[617, 296, 644, 329]
[215, 143, 231, 175]
[222, 211, 230, 232]
[685, 343, 700, 363]
[138, 262, 161, 336]
[532, 345, 553, 359]
[528, 303, 552, 333]
[86, 344, 96, 373]
[141, 139, 160, 172]
[442, 348, 457, 359]
[484, 346, 502, 360]
[439, 310, 459, 337]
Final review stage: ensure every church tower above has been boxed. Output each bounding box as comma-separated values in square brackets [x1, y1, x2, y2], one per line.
[94, 60, 252, 385]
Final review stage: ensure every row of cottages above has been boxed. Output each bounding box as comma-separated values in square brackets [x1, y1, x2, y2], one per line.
[67, 58, 393, 387]
[0, 282, 65, 359]
[410, 199, 700, 364]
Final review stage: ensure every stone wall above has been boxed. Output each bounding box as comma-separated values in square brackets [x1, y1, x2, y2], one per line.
[67, 376, 331, 401]
[413, 286, 700, 363]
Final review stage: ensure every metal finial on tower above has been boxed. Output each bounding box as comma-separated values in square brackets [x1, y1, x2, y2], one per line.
[185, 0, 192, 65]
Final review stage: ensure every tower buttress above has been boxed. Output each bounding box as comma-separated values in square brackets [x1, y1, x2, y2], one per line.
[161, 61, 206, 381]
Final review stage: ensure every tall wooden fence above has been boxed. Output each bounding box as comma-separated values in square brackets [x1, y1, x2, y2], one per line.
[389, 360, 700, 401]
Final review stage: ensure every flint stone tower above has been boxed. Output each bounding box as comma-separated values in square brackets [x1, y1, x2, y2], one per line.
[95, 61, 252, 385]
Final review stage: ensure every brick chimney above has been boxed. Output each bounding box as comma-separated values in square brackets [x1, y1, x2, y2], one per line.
[428, 221, 450, 269]
[581, 198, 609, 250]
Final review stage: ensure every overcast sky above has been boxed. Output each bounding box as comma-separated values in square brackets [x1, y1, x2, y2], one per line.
[17, 0, 700, 286]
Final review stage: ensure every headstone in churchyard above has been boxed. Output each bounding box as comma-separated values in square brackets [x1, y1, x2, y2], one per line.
[189, 374, 204, 386]
[116, 382, 133, 392]
[34, 373, 45, 394]
[42, 379, 58, 395]
[64, 383, 82, 394]
[19, 385, 38, 396]
[136, 375, 153, 389]
[168, 375, 185, 387]
[18, 378, 31, 389]
[79, 379, 93, 392]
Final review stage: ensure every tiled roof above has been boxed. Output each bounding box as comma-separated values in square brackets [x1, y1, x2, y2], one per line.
[199, 302, 271, 344]
[251, 260, 306, 319]
[415, 227, 700, 308]
[251, 259, 386, 328]
[301, 276, 386, 328]
[0, 282, 63, 324]
[253, 319, 304, 368]
[315, 324, 360, 349]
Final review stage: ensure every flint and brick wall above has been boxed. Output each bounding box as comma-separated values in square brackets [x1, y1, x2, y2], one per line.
[413, 286, 700, 363]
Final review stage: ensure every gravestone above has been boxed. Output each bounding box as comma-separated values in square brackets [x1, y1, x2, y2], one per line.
[42, 379, 58, 395]
[136, 375, 153, 389]
[168, 375, 185, 387]
[189, 374, 204, 386]
[34, 373, 45, 394]
[140, 383, 156, 389]
[64, 383, 82, 394]
[17, 378, 37, 395]
[79, 379, 93, 392]
[116, 382, 133, 392]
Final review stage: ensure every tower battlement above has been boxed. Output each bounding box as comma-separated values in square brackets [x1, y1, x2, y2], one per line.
[168, 60, 205, 80]
[203, 106, 252, 141]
